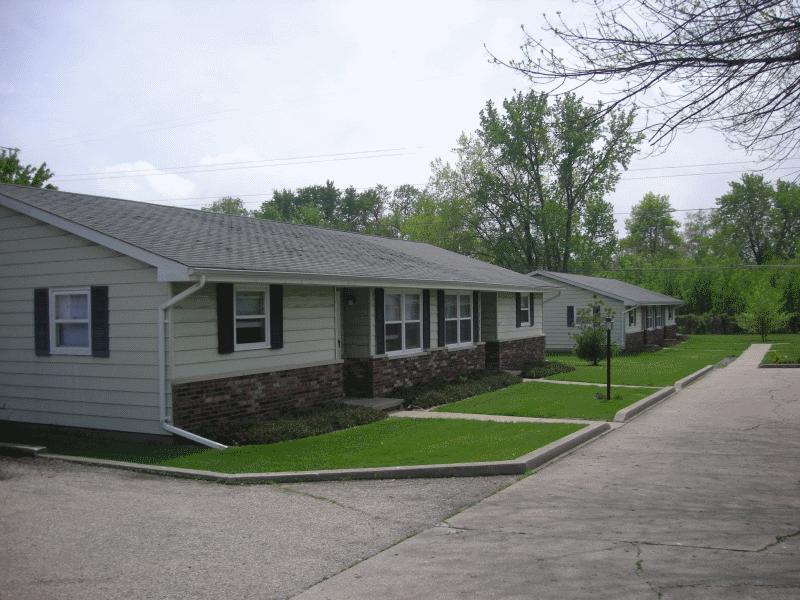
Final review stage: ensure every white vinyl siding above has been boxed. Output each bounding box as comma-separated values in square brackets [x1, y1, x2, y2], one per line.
[170, 283, 338, 381]
[0, 205, 168, 435]
[480, 292, 543, 342]
[536, 277, 626, 351]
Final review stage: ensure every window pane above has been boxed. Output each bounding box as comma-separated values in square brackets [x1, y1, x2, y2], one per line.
[460, 319, 472, 342]
[404, 294, 420, 321]
[236, 318, 266, 344]
[520, 308, 529, 323]
[384, 294, 402, 322]
[444, 295, 457, 319]
[55, 294, 88, 320]
[445, 320, 458, 345]
[385, 322, 402, 352]
[236, 291, 264, 316]
[520, 295, 529, 310]
[56, 323, 89, 347]
[405, 322, 421, 349]
[459, 295, 471, 318]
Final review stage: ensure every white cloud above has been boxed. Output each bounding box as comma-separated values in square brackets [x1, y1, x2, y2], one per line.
[90, 161, 196, 204]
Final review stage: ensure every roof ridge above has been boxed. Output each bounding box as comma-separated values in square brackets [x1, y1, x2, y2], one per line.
[0, 182, 440, 249]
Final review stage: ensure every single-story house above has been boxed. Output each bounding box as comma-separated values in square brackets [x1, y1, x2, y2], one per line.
[529, 270, 683, 352]
[0, 184, 559, 446]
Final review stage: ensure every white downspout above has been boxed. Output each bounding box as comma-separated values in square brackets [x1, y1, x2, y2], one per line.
[158, 276, 227, 449]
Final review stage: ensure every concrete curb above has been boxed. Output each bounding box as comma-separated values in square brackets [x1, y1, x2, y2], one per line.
[675, 364, 715, 390]
[37, 422, 611, 484]
[0, 443, 47, 457]
[613, 387, 675, 423]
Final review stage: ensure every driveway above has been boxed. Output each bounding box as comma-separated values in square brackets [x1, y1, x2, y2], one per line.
[297, 344, 800, 599]
[0, 458, 514, 599]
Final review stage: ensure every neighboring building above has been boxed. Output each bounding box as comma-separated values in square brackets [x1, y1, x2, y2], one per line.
[530, 270, 683, 352]
[0, 184, 559, 443]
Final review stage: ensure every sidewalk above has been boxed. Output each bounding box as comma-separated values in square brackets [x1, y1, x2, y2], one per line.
[295, 344, 800, 599]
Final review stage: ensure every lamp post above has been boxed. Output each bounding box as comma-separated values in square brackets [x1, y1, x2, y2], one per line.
[605, 316, 613, 401]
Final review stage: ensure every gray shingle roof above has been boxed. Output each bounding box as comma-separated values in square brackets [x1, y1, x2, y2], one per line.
[0, 183, 557, 291]
[531, 270, 683, 306]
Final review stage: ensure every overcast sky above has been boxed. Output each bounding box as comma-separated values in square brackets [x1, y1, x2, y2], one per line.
[1, 0, 796, 233]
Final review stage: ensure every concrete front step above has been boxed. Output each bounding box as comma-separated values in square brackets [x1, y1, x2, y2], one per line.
[340, 397, 405, 411]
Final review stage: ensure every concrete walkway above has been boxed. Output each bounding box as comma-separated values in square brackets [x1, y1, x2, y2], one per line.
[524, 378, 660, 389]
[296, 344, 800, 599]
[389, 410, 599, 426]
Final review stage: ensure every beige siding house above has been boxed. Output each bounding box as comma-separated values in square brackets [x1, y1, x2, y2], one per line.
[0, 184, 559, 447]
[530, 270, 683, 352]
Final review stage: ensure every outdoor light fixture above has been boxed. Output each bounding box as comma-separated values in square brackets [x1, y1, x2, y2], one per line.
[605, 316, 613, 401]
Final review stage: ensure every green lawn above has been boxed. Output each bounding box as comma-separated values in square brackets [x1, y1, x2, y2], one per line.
[161, 418, 583, 473]
[762, 337, 800, 364]
[545, 334, 800, 386]
[435, 382, 654, 421]
[5, 418, 583, 473]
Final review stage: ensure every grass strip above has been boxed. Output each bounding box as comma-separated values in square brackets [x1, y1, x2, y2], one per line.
[435, 382, 654, 421]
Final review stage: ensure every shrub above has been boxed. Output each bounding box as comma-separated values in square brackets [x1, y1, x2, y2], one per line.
[198, 404, 386, 446]
[737, 284, 790, 342]
[522, 361, 576, 379]
[571, 299, 617, 365]
[395, 371, 522, 409]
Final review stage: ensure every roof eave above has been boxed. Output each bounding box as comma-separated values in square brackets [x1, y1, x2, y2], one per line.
[189, 268, 560, 293]
[531, 270, 683, 306]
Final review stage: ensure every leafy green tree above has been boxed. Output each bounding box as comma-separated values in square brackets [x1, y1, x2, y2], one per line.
[572, 299, 616, 365]
[736, 283, 790, 341]
[0, 148, 57, 189]
[713, 174, 776, 264]
[201, 196, 249, 216]
[430, 91, 641, 272]
[772, 180, 800, 259]
[621, 192, 682, 258]
[682, 210, 718, 261]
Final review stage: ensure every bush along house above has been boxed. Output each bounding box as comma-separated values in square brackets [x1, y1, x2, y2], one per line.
[0, 184, 560, 446]
[530, 270, 683, 352]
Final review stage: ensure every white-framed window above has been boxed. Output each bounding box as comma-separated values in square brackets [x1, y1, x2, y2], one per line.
[519, 294, 530, 326]
[50, 288, 91, 355]
[646, 307, 654, 329]
[445, 292, 472, 346]
[668, 306, 674, 321]
[384, 290, 422, 353]
[628, 309, 636, 327]
[234, 285, 269, 350]
[655, 306, 664, 327]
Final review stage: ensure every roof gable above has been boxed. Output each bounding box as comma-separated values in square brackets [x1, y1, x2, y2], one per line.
[531, 270, 683, 306]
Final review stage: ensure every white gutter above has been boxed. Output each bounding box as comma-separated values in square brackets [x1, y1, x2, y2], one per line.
[157, 276, 227, 449]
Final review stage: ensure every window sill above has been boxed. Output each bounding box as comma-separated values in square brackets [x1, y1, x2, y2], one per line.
[384, 349, 427, 360]
[50, 347, 92, 356]
[234, 343, 272, 352]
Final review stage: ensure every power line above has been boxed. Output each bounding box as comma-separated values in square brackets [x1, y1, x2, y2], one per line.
[598, 264, 800, 272]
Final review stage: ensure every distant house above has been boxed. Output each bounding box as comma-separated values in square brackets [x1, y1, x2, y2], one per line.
[530, 270, 683, 352]
[0, 184, 559, 445]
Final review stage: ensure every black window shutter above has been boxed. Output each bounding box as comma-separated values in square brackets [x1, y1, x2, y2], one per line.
[374, 288, 385, 355]
[90, 286, 110, 357]
[472, 291, 480, 342]
[515, 293, 522, 328]
[529, 292, 535, 327]
[567, 306, 575, 327]
[270, 285, 284, 349]
[217, 283, 234, 354]
[422, 289, 431, 349]
[436, 289, 445, 347]
[34, 288, 50, 356]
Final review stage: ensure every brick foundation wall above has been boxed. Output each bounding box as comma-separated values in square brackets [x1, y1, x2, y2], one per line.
[664, 324, 678, 340]
[343, 345, 486, 398]
[649, 327, 665, 346]
[625, 330, 645, 353]
[172, 363, 344, 431]
[485, 336, 545, 371]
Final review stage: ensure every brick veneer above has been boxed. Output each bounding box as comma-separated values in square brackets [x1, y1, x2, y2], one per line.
[624, 330, 645, 353]
[664, 324, 678, 340]
[485, 336, 545, 371]
[172, 363, 344, 431]
[343, 345, 486, 398]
